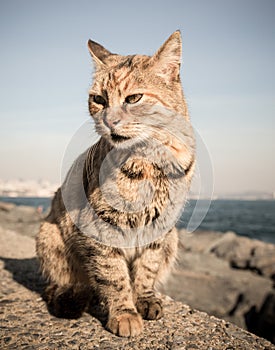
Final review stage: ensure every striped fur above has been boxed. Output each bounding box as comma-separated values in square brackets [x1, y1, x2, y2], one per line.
[36, 31, 195, 337]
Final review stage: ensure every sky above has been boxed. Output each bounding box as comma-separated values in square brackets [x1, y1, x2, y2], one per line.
[0, 0, 274, 195]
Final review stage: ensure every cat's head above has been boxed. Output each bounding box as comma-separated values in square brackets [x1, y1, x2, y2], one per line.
[87, 31, 190, 149]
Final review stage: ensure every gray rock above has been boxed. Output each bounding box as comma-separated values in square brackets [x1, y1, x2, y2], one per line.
[248, 245, 275, 279]
[178, 229, 275, 279]
[206, 231, 275, 280]
[161, 250, 273, 326]
[0, 201, 42, 238]
[163, 229, 275, 343]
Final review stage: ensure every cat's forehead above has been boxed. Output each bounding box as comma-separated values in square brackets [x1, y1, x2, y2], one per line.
[92, 54, 150, 92]
[99, 55, 149, 78]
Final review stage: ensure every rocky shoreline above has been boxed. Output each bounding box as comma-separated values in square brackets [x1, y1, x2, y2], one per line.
[161, 230, 275, 344]
[0, 201, 274, 348]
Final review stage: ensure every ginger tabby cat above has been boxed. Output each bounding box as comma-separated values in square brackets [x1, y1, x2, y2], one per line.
[36, 31, 195, 337]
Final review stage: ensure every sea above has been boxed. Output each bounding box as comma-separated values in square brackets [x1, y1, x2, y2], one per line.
[0, 197, 274, 245]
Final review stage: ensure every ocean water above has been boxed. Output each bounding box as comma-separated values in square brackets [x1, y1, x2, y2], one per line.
[1, 197, 274, 245]
[177, 199, 275, 244]
[0, 196, 52, 212]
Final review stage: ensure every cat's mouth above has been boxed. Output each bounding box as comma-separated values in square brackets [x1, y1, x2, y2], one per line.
[110, 133, 131, 143]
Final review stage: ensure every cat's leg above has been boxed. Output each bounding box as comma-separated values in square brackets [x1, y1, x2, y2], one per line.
[36, 221, 89, 318]
[133, 228, 178, 320]
[92, 249, 144, 337]
[72, 237, 143, 337]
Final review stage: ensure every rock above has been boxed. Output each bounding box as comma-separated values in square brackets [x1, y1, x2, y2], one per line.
[0, 227, 36, 259]
[0, 227, 274, 349]
[179, 230, 275, 280]
[161, 250, 273, 329]
[207, 231, 251, 261]
[0, 201, 16, 212]
[207, 231, 275, 280]
[178, 229, 222, 253]
[163, 229, 275, 344]
[248, 245, 275, 280]
[0, 201, 42, 238]
[245, 291, 275, 344]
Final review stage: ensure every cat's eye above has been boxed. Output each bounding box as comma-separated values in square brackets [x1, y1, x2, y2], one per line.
[92, 95, 106, 106]
[125, 94, 143, 104]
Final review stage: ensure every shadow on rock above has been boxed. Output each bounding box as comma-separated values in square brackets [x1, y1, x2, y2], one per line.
[42, 283, 108, 326]
[0, 256, 45, 295]
[0, 255, 108, 327]
[245, 292, 275, 344]
[46, 291, 109, 328]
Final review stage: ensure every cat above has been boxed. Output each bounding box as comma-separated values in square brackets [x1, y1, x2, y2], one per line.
[36, 30, 195, 337]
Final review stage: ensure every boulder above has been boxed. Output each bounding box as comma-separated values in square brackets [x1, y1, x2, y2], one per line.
[163, 230, 275, 343]
[207, 231, 275, 280]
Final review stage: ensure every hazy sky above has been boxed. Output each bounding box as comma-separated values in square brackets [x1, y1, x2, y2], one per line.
[0, 0, 274, 195]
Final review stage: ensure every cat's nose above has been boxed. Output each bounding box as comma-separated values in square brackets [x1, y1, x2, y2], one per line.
[103, 116, 121, 130]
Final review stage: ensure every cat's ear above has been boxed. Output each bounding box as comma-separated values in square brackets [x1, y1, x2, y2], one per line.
[87, 39, 112, 66]
[150, 31, 182, 83]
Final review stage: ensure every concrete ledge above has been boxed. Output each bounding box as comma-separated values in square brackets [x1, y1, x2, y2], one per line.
[0, 227, 274, 349]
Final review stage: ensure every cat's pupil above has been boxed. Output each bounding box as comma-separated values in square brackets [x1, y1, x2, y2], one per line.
[125, 94, 143, 104]
[93, 95, 106, 106]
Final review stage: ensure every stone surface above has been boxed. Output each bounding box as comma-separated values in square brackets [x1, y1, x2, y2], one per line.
[206, 231, 275, 280]
[0, 226, 274, 348]
[0, 202, 42, 238]
[0, 203, 275, 348]
[160, 230, 275, 343]
[178, 229, 275, 281]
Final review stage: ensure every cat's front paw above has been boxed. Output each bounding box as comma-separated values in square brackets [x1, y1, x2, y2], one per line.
[136, 296, 163, 320]
[107, 311, 143, 337]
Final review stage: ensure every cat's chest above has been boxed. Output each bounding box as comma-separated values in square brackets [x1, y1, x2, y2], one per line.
[93, 157, 168, 211]
[122, 246, 146, 262]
